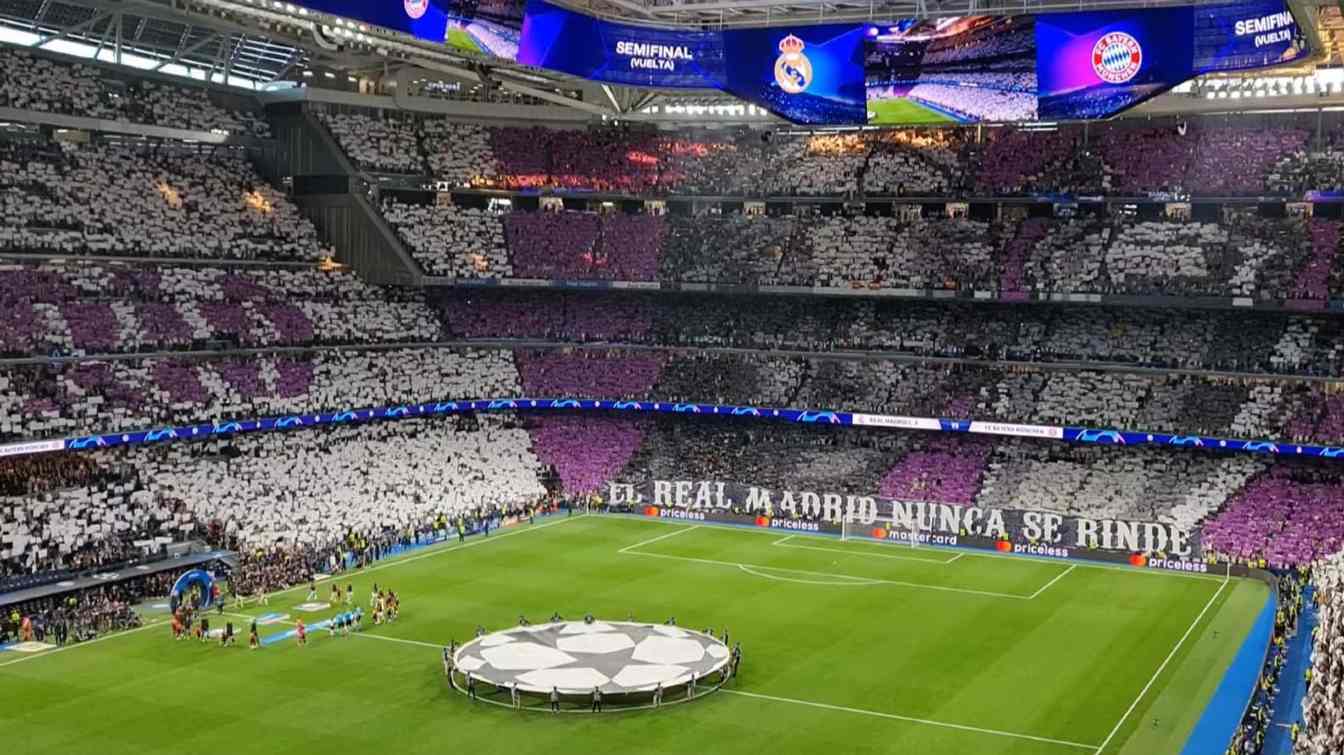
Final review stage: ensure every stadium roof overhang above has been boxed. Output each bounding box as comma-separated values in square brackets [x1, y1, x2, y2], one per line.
[0, 0, 1337, 123]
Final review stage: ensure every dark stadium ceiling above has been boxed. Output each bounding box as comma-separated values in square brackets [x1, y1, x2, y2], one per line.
[0, 0, 1337, 117]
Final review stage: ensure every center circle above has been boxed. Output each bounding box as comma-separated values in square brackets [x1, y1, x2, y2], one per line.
[452, 620, 732, 702]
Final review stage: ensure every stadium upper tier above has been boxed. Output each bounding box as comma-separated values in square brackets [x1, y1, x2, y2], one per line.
[0, 140, 320, 261]
[0, 48, 268, 137]
[384, 203, 1344, 301]
[319, 108, 1340, 197]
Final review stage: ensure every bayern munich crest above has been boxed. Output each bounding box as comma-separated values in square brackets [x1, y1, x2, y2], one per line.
[774, 34, 812, 95]
[404, 0, 430, 20]
[1091, 32, 1142, 84]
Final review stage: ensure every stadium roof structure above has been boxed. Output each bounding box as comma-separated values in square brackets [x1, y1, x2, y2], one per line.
[564, 0, 1259, 28]
[0, 0, 1335, 120]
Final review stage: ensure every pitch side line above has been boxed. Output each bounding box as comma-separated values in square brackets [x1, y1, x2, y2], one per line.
[0, 619, 170, 669]
[770, 536, 960, 565]
[1091, 580, 1230, 754]
[619, 547, 1033, 600]
[618, 524, 701, 553]
[221, 613, 443, 651]
[720, 689, 1096, 750]
[0, 516, 586, 669]
[1029, 564, 1078, 599]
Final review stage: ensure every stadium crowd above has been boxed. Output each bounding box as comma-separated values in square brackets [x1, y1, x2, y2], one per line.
[1300, 551, 1344, 755]
[4, 49, 1344, 755]
[0, 140, 321, 260]
[0, 574, 154, 645]
[0, 47, 268, 136]
[314, 105, 1344, 200]
[385, 202, 1340, 301]
[0, 261, 439, 358]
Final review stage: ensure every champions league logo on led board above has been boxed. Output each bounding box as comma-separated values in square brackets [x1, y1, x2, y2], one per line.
[773, 34, 812, 94]
[1091, 31, 1142, 83]
[403, 0, 429, 20]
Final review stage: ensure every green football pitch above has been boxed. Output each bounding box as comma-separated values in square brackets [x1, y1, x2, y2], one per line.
[0, 514, 1267, 755]
[868, 98, 960, 125]
[445, 28, 483, 55]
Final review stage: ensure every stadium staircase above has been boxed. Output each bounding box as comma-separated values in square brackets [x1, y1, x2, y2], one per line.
[1262, 585, 1317, 755]
[262, 105, 423, 286]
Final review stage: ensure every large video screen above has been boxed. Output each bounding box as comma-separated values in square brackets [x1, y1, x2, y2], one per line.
[518, 0, 723, 88]
[1192, 0, 1309, 73]
[1034, 7, 1196, 121]
[288, 0, 521, 58]
[720, 24, 869, 125]
[504, 0, 1306, 125]
[865, 16, 1036, 125]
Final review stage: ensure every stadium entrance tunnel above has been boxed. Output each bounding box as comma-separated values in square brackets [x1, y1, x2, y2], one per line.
[169, 568, 216, 612]
[449, 620, 732, 712]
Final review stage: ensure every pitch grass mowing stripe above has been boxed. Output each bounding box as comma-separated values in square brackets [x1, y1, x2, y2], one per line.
[1093, 578, 1231, 754]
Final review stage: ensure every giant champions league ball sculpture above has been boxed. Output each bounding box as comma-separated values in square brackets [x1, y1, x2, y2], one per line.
[451, 620, 732, 711]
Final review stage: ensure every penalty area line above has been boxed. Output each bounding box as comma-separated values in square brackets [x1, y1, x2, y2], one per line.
[770, 537, 960, 565]
[720, 689, 1096, 750]
[1029, 564, 1077, 600]
[737, 564, 881, 586]
[618, 524, 701, 553]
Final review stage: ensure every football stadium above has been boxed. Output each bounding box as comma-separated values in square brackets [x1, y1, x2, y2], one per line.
[1, 0, 1344, 754]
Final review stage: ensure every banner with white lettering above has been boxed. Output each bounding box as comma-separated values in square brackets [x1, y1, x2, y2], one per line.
[518, 0, 724, 88]
[1193, 0, 1307, 73]
[608, 479, 1204, 558]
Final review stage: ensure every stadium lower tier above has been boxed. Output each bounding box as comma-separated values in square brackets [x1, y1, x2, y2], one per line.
[3, 411, 1343, 589]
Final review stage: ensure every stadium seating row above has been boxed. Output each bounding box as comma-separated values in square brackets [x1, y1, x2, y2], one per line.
[317, 107, 1342, 197]
[386, 203, 1344, 300]
[1301, 550, 1344, 755]
[0, 47, 268, 137]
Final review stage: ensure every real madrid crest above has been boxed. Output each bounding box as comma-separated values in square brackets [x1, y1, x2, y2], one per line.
[773, 34, 812, 95]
